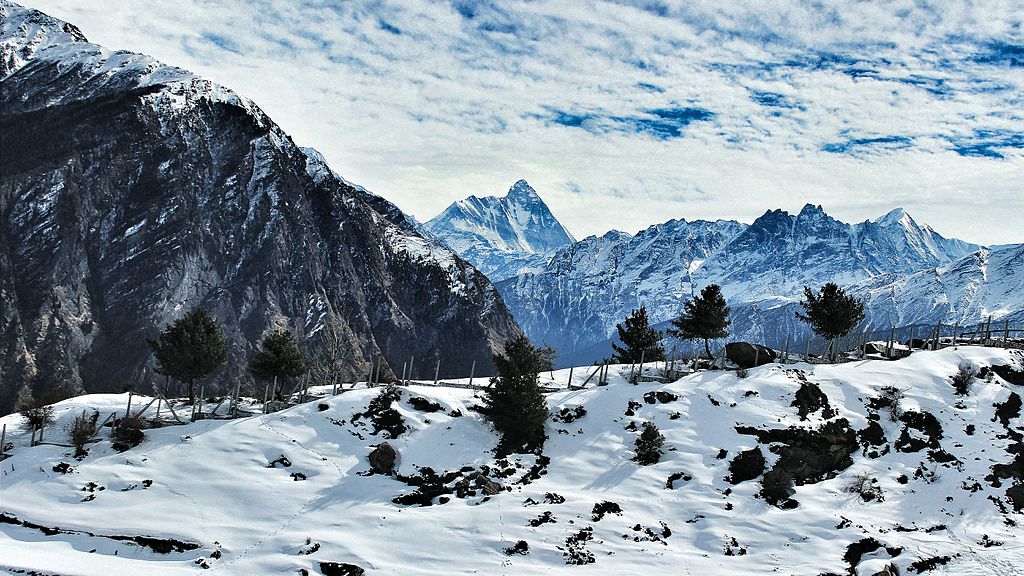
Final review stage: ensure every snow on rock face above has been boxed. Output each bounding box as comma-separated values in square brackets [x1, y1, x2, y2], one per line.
[423, 180, 575, 281]
[497, 202, 995, 364]
[1, 347, 1022, 575]
[0, 2, 522, 411]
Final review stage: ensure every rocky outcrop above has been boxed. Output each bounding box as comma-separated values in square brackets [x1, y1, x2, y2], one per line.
[0, 3, 522, 412]
[368, 442, 398, 476]
[726, 342, 776, 368]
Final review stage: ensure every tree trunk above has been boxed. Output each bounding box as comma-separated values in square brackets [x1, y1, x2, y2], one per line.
[704, 339, 712, 359]
[187, 379, 195, 405]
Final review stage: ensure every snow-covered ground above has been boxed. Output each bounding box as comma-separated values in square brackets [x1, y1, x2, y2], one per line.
[2, 347, 1022, 575]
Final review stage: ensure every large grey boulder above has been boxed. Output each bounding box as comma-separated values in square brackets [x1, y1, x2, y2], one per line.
[725, 342, 776, 368]
[368, 442, 398, 475]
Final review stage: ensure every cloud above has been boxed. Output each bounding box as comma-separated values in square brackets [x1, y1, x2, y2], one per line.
[18, 0, 1024, 244]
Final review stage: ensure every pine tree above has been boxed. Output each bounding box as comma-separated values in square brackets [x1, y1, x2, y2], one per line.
[483, 335, 551, 453]
[147, 309, 229, 403]
[634, 422, 665, 465]
[668, 284, 731, 358]
[15, 383, 34, 412]
[250, 329, 308, 400]
[612, 306, 665, 364]
[795, 283, 865, 359]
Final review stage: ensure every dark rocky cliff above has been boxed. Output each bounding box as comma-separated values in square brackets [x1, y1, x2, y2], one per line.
[0, 2, 521, 412]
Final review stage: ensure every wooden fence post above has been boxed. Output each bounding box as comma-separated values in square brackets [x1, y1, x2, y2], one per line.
[637, 350, 646, 382]
[1005, 320, 1010, 348]
[1, 423, 6, 455]
[263, 384, 269, 414]
[567, 365, 574, 387]
[408, 356, 415, 385]
[469, 360, 476, 387]
[952, 321, 959, 346]
[434, 358, 441, 386]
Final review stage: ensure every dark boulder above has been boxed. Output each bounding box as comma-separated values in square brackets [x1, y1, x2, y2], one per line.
[992, 364, 1024, 385]
[994, 392, 1022, 428]
[725, 342, 776, 369]
[791, 381, 835, 421]
[738, 419, 859, 485]
[727, 448, 766, 484]
[319, 562, 365, 576]
[368, 442, 398, 475]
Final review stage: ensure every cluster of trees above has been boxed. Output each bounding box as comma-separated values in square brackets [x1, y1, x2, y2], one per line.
[612, 282, 864, 363]
[147, 309, 308, 403]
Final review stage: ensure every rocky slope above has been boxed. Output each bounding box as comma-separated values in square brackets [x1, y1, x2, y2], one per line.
[423, 179, 575, 281]
[0, 1, 522, 413]
[1, 347, 1022, 574]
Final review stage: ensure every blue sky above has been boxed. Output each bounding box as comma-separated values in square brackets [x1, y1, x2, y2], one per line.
[23, 0, 1024, 244]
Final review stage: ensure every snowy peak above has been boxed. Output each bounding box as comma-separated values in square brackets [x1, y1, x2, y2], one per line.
[423, 180, 575, 280]
[874, 206, 911, 227]
[507, 178, 540, 201]
[0, 0, 87, 77]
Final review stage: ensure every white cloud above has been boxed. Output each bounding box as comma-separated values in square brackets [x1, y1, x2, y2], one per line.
[19, 0, 1024, 244]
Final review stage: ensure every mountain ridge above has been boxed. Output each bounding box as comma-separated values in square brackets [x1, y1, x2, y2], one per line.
[0, 1, 522, 413]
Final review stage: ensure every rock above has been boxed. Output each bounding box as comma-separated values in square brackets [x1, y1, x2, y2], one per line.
[738, 419, 859, 485]
[994, 392, 1022, 427]
[1006, 483, 1024, 512]
[480, 477, 503, 496]
[895, 411, 943, 453]
[727, 448, 766, 484]
[725, 342, 777, 369]
[368, 442, 398, 475]
[992, 364, 1024, 385]
[408, 397, 443, 413]
[863, 342, 888, 355]
[318, 562, 365, 576]
[791, 381, 835, 420]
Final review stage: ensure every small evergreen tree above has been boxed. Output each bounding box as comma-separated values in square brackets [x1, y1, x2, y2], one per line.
[250, 329, 308, 401]
[612, 306, 665, 364]
[483, 335, 551, 453]
[148, 309, 229, 403]
[634, 422, 665, 465]
[668, 284, 731, 358]
[795, 282, 865, 359]
[16, 383, 55, 430]
[14, 383, 34, 412]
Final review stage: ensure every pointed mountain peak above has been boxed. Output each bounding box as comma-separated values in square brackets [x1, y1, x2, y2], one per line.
[506, 179, 540, 201]
[798, 203, 827, 218]
[874, 207, 914, 227]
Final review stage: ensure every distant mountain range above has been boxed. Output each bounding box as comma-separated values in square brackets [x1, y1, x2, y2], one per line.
[426, 182, 1021, 365]
[0, 2, 521, 413]
[423, 180, 575, 281]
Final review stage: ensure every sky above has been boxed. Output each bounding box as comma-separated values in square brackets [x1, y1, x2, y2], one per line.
[19, 0, 1024, 245]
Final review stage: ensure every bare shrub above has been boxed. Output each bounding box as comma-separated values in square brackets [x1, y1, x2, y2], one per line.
[845, 471, 884, 502]
[66, 411, 98, 457]
[878, 386, 905, 422]
[951, 360, 978, 396]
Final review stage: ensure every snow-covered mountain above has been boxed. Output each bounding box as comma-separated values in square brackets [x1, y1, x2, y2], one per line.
[2, 347, 1022, 575]
[497, 204, 992, 364]
[423, 180, 575, 281]
[497, 218, 746, 358]
[0, 1, 521, 413]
